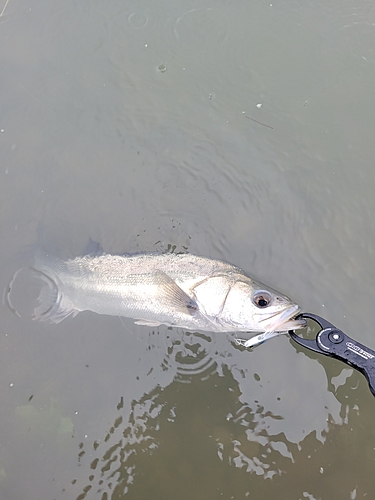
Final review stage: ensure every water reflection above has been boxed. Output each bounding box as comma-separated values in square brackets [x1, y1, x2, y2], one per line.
[71, 369, 283, 499]
[66, 332, 372, 500]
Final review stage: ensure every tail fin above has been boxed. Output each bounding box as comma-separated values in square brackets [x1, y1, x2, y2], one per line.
[33, 251, 77, 324]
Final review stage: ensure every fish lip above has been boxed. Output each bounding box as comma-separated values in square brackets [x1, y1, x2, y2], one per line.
[259, 304, 303, 332]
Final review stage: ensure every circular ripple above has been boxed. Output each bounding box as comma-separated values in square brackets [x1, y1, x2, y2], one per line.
[162, 331, 218, 383]
[173, 8, 229, 49]
[128, 12, 148, 28]
[4, 267, 43, 319]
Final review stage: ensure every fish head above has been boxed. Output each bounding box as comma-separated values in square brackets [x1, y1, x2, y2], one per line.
[222, 279, 306, 333]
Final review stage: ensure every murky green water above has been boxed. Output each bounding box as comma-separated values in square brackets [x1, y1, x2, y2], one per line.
[1, 0, 375, 498]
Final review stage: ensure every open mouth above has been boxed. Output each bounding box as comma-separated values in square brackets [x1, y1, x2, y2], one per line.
[259, 305, 307, 332]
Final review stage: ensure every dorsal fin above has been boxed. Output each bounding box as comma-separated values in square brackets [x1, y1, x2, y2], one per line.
[83, 239, 105, 257]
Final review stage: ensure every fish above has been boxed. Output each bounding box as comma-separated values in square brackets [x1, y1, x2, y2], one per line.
[33, 250, 305, 346]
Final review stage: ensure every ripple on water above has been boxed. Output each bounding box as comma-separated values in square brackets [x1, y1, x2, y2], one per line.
[4, 267, 43, 320]
[127, 11, 148, 28]
[173, 8, 229, 49]
[162, 331, 219, 383]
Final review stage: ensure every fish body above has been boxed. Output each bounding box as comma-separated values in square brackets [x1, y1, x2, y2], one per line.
[34, 251, 305, 338]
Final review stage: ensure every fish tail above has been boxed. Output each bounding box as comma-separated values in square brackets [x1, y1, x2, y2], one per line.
[33, 251, 76, 324]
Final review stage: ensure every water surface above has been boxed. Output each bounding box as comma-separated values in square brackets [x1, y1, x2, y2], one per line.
[1, 0, 375, 498]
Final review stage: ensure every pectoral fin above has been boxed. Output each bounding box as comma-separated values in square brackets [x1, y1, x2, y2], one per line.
[132, 274, 198, 327]
[153, 271, 198, 316]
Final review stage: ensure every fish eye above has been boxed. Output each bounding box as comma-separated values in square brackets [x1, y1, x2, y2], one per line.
[253, 291, 272, 308]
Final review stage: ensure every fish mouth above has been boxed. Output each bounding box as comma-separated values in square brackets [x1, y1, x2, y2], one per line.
[259, 305, 307, 332]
